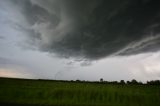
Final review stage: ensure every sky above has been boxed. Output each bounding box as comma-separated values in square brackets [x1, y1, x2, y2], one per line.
[1, 0, 160, 82]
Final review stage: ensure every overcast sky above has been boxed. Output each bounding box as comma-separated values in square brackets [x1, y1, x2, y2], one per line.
[1, 0, 160, 82]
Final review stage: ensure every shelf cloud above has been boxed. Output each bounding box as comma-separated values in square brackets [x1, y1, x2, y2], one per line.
[4, 0, 160, 60]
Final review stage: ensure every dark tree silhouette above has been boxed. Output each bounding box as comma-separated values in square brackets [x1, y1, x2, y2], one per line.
[120, 80, 125, 84]
[147, 80, 160, 85]
[127, 81, 131, 84]
[100, 78, 103, 82]
[131, 79, 138, 84]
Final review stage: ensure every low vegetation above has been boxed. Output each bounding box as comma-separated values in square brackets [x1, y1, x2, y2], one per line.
[0, 78, 160, 106]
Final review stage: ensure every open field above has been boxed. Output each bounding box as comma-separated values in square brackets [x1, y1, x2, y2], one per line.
[0, 78, 160, 106]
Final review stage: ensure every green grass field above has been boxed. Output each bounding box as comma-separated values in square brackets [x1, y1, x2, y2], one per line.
[0, 78, 160, 106]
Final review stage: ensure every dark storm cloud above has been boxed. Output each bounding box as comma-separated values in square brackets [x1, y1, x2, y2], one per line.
[10, 0, 160, 60]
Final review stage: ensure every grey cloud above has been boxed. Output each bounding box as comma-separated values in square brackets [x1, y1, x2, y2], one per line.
[0, 57, 11, 65]
[0, 57, 25, 69]
[0, 36, 5, 39]
[0, 57, 28, 67]
[7, 0, 160, 60]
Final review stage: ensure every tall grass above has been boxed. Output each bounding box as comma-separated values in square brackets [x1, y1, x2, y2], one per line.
[0, 78, 160, 106]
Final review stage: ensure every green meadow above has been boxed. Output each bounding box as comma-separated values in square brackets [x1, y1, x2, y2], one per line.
[0, 78, 160, 106]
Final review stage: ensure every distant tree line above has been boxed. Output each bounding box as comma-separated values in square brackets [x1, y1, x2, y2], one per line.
[73, 78, 160, 85]
[98, 79, 143, 85]
[147, 80, 160, 85]
[99, 78, 160, 85]
[1, 77, 160, 85]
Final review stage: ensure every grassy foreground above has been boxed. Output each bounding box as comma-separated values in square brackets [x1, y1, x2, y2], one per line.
[0, 78, 160, 106]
